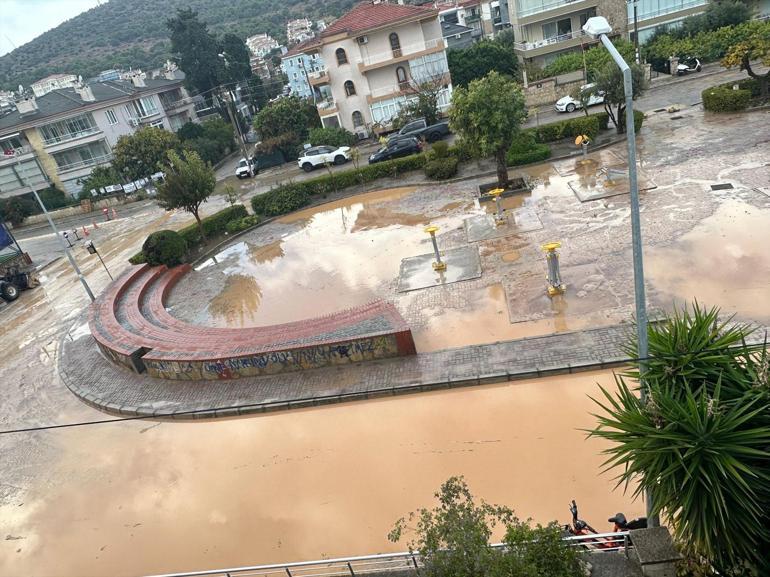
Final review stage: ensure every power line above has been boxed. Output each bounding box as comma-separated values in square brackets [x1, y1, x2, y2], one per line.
[0, 340, 765, 436]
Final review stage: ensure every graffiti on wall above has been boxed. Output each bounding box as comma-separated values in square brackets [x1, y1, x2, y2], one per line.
[143, 334, 400, 381]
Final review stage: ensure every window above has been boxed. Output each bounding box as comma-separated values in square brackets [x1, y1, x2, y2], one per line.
[336, 48, 348, 66]
[396, 66, 408, 90]
[105, 109, 118, 125]
[389, 33, 402, 58]
[579, 8, 597, 27]
[352, 110, 364, 127]
[150, 119, 165, 129]
[543, 17, 572, 39]
[39, 113, 99, 144]
[344, 80, 356, 97]
[126, 96, 159, 119]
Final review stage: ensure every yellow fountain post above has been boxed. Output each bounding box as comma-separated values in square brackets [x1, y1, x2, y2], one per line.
[424, 225, 447, 271]
[542, 241, 566, 296]
[488, 188, 506, 226]
[575, 134, 591, 162]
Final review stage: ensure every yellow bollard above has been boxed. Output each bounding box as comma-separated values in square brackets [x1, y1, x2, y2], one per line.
[488, 188, 506, 226]
[542, 241, 566, 296]
[425, 225, 447, 271]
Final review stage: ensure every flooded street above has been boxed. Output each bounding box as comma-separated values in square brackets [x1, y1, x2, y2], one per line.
[0, 101, 768, 577]
[1, 371, 643, 577]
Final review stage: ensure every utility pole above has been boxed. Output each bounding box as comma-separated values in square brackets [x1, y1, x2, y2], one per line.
[16, 157, 95, 301]
[218, 52, 253, 176]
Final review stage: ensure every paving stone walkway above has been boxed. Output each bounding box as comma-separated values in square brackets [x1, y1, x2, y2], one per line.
[60, 318, 640, 418]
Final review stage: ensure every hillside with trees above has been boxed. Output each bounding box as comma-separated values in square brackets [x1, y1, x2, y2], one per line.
[0, 0, 358, 90]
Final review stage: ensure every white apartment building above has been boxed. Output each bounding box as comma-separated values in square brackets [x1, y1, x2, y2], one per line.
[246, 33, 280, 59]
[30, 73, 79, 97]
[0, 75, 198, 198]
[506, 0, 628, 65]
[308, 1, 453, 136]
[287, 18, 314, 44]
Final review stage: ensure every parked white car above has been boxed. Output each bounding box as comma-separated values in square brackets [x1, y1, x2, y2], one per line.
[235, 157, 258, 179]
[297, 145, 352, 172]
[555, 84, 605, 113]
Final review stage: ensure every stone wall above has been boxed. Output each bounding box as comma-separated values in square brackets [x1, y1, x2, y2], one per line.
[22, 195, 139, 226]
[524, 70, 586, 108]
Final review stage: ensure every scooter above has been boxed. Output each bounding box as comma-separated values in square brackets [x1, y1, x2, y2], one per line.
[564, 500, 647, 549]
[676, 56, 702, 76]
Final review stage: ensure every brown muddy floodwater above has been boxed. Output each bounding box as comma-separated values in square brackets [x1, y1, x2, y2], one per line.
[647, 200, 770, 323]
[0, 371, 643, 577]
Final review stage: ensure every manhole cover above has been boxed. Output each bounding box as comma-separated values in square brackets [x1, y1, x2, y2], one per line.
[711, 183, 734, 191]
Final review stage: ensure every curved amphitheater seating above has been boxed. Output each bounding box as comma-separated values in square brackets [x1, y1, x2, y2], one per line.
[89, 264, 416, 381]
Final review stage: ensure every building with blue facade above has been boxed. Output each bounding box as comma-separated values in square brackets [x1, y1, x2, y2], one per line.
[281, 38, 324, 100]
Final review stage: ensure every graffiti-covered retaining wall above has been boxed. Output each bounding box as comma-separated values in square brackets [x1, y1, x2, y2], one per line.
[89, 264, 416, 381]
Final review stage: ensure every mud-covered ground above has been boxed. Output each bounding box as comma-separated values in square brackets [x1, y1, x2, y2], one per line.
[0, 94, 768, 576]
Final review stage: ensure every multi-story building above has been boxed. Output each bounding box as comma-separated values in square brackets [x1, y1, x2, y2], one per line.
[308, 1, 453, 136]
[246, 33, 280, 59]
[628, 0, 708, 44]
[436, 0, 510, 39]
[0, 74, 197, 199]
[507, 0, 628, 66]
[287, 18, 315, 44]
[30, 73, 79, 97]
[281, 38, 325, 99]
[441, 20, 477, 49]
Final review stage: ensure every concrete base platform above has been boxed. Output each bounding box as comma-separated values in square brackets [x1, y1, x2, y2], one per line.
[569, 165, 656, 202]
[397, 245, 481, 293]
[464, 209, 543, 243]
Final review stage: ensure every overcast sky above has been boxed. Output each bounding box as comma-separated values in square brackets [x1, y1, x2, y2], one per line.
[0, 0, 103, 57]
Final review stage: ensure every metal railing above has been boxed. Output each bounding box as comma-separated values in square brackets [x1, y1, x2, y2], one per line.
[631, 0, 707, 22]
[307, 69, 330, 82]
[144, 532, 631, 577]
[42, 126, 101, 146]
[0, 145, 33, 160]
[356, 38, 444, 68]
[55, 153, 113, 173]
[517, 0, 585, 19]
[514, 29, 589, 51]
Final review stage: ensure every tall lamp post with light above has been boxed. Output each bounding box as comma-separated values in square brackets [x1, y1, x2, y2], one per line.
[581, 16, 657, 527]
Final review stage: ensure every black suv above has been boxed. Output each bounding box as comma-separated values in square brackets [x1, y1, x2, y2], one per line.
[368, 137, 422, 164]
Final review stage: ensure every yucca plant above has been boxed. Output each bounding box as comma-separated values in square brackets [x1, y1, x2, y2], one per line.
[590, 303, 770, 575]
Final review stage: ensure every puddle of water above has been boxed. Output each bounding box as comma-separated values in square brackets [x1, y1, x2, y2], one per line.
[0, 371, 643, 577]
[480, 194, 531, 214]
[277, 187, 419, 225]
[208, 274, 263, 327]
[249, 239, 285, 264]
[647, 200, 770, 322]
[412, 283, 591, 352]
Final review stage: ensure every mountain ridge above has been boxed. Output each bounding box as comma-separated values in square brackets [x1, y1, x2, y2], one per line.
[0, 0, 359, 90]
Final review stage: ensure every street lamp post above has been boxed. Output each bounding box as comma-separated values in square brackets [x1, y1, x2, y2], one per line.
[628, 0, 640, 64]
[582, 16, 656, 527]
[15, 158, 95, 301]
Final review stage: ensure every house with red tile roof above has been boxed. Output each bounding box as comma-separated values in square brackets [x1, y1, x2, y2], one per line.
[307, 1, 453, 136]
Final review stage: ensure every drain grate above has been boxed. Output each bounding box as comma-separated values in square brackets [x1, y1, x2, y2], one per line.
[670, 115, 683, 120]
[711, 183, 734, 191]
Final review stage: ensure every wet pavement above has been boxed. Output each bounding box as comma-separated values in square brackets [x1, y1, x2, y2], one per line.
[0, 78, 768, 577]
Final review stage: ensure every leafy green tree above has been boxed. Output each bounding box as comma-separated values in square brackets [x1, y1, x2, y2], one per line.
[0, 196, 34, 226]
[218, 33, 252, 84]
[721, 27, 770, 98]
[79, 165, 122, 199]
[677, 0, 752, 39]
[38, 185, 71, 210]
[246, 75, 268, 111]
[449, 71, 527, 188]
[541, 39, 635, 80]
[447, 40, 519, 87]
[176, 121, 205, 141]
[389, 477, 583, 577]
[253, 96, 320, 158]
[166, 8, 221, 96]
[308, 127, 356, 148]
[590, 304, 770, 575]
[592, 62, 646, 133]
[157, 149, 215, 240]
[113, 127, 181, 181]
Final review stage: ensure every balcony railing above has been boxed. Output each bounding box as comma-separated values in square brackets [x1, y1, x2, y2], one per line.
[632, 0, 707, 22]
[42, 126, 101, 146]
[517, 0, 586, 19]
[308, 68, 331, 85]
[56, 153, 113, 173]
[0, 145, 33, 160]
[369, 83, 412, 99]
[514, 29, 589, 51]
[356, 38, 444, 69]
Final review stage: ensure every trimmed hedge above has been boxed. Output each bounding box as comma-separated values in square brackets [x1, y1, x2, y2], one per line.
[595, 110, 645, 132]
[508, 143, 552, 166]
[226, 214, 263, 234]
[702, 85, 752, 112]
[425, 157, 459, 180]
[250, 154, 427, 217]
[141, 230, 187, 267]
[528, 115, 600, 143]
[129, 204, 248, 263]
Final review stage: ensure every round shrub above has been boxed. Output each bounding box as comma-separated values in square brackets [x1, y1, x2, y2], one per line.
[507, 143, 551, 166]
[427, 140, 450, 160]
[141, 230, 187, 267]
[251, 185, 310, 217]
[424, 157, 459, 180]
[702, 85, 751, 112]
